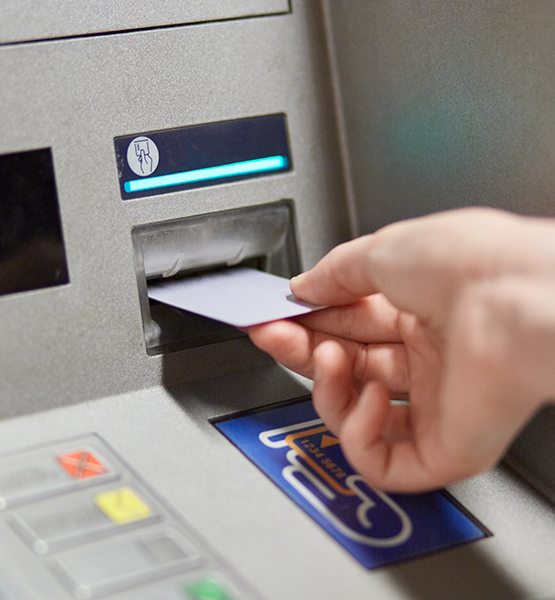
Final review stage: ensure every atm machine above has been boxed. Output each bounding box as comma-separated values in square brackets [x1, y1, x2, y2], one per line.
[1, 2, 555, 599]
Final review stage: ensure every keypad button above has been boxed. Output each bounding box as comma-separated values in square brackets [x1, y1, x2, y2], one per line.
[183, 576, 235, 600]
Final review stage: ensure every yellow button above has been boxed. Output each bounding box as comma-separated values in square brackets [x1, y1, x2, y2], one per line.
[95, 487, 151, 524]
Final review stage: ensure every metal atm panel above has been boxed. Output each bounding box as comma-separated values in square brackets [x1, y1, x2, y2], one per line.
[0, 1, 555, 599]
[0, 1, 349, 413]
[0, 1, 291, 44]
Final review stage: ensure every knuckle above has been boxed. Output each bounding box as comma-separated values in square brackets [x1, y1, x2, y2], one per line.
[453, 282, 524, 377]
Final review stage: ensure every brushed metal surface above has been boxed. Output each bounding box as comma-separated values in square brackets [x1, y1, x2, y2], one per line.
[0, 0, 291, 45]
[326, 0, 555, 233]
[0, 1, 350, 415]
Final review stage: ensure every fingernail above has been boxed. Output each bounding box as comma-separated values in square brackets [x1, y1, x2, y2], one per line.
[290, 273, 305, 293]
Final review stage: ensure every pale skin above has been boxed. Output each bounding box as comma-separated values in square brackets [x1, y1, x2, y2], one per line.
[248, 208, 555, 493]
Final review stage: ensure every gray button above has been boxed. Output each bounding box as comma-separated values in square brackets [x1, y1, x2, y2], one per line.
[50, 528, 204, 599]
[9, 488, 159, 554]
[0, 447, 118, 510]
[0, 457, 71, 510]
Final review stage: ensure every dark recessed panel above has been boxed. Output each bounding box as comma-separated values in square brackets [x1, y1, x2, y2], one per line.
[0, 148, 69, 297]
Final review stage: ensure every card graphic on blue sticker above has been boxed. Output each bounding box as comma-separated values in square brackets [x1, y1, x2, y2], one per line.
[213, 398, 490, 569]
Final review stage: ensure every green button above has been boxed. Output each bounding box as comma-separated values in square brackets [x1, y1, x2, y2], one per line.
[183, 578, 234, 600]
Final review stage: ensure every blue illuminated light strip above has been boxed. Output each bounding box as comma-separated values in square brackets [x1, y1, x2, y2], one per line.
[124, 155, 288, 193]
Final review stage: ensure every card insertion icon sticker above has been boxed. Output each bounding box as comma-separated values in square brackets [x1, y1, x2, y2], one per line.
[213, 398, 491, 569]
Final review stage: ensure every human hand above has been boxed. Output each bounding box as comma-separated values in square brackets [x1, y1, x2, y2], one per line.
[248, 208, 555, 492]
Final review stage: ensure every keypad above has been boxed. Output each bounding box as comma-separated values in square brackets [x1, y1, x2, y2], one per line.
[0, 435, 258, 600]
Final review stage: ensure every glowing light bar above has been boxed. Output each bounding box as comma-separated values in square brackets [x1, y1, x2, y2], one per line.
[124, 155, 288, 193]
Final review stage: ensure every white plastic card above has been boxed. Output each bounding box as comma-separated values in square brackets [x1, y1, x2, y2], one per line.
[147, 267, 323, 328]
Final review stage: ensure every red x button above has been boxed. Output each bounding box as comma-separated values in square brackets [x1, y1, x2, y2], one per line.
[57, 451, 108, 480]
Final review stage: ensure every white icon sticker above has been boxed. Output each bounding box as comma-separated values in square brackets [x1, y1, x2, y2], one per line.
[127, 137, 159, 177]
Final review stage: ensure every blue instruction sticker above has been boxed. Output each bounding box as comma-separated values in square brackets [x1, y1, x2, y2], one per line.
[214, 398, 490, 569]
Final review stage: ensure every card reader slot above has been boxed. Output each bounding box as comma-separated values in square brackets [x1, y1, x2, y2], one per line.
[133, 201, 301, 355]
[147, 258, 265, 354]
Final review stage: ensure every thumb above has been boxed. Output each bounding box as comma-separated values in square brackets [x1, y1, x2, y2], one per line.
[290, 235, 381, 306]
